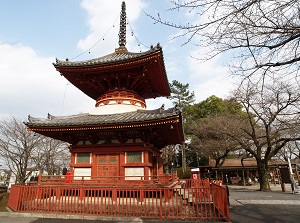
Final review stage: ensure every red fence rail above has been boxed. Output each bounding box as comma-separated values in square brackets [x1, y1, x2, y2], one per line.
[37, 173, 178, 187]
[8, 179, 230, 222]
[211, 183, 230, 221]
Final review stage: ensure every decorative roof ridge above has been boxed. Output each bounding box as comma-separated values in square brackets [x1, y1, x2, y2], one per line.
[27, 115, 46, 123]
[81, 106, 179, 116]
[135, 104, 164, 114]
[48, 113, 91, 119]
[26, 105, 180, 124]
[137, 104, 181, 115]
[53, 43, 162, 66]
[27, 113, 90, 123]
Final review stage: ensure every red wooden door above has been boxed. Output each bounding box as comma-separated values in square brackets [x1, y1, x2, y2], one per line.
[97, 154, 119, 179]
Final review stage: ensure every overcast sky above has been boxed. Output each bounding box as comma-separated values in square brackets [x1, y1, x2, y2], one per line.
[0, 0, 237, 121]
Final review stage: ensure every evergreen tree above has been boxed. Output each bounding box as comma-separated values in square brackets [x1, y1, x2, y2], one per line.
[168, 80, 195, 173]
[185, 95, 244, 168]
[169, 80, 195, 109]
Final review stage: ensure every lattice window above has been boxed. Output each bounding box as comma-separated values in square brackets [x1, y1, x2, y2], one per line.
[127, 152, 141, 163]
[77, 153, 90, 163]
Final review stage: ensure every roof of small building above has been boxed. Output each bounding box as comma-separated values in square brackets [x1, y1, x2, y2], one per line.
[209, 158, 295, 170]
[209, 158, 257, 169]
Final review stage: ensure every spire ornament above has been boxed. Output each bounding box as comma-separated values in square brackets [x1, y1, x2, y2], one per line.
[117, 1, 127, 51]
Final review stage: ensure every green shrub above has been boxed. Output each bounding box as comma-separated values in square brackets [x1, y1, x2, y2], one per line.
[177, 167, 191, 179]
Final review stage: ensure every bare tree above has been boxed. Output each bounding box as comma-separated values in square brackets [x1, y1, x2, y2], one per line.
[231, 78, 300, 191]
[187, 114, 242, 167]
[161, 144, 178, 173]
[0, 117, 70, 184]
[148, 0, 300, 80]
[35, 137, 70, 175]
[0, 117, 43, 183]
[275, 141, 300, 162]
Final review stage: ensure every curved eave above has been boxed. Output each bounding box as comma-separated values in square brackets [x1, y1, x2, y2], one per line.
[27, 116, 184, 146]
[53, 46, 170, 100]
[27, 116, 180, 132]
[55, 53, 157, 70]
[53, 45, 162, 68]
[26, 110, 184, 146]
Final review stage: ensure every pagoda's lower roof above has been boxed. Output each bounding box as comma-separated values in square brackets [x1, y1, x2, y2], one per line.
[26, 106, 178, 128]
[25, 106, 184, 148]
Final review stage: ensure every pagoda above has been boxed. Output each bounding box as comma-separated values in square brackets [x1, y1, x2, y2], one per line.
[25, 1, 184, 187]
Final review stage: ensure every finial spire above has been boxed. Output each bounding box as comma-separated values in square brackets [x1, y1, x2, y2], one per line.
[118, 1, 127, 48]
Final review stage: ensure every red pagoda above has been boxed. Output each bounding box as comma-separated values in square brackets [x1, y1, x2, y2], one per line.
[25, 1, 184, 187]
[8, 3, 230, 221]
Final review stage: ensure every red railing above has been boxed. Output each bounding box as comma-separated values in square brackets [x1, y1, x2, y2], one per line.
[37, 174, 178, 187]
[211, 184, 230, 222]
[7, 185, 22, 211]
[8, 179, 230, 222]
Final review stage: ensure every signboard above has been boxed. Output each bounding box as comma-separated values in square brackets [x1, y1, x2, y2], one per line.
[74, 167, 91, 180]
[279, 168, 290, 183]
[125, 167, 144, 180]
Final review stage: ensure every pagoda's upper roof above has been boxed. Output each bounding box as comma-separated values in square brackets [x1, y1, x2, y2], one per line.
[53, 1, 171, 102]
[54, 46, 159, 67]
[53, 44, 170, 101]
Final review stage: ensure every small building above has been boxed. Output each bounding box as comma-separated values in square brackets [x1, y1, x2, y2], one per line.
[199, 158, 299, 185]
[211, 158, 258, 185]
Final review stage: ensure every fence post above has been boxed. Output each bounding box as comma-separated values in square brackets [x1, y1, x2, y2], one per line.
[56, 187, 61, 200]
[7, 185, 21, 211]
[139, 188, 144, 202]
[160, 189, 163, 219]
[65, 172, 70, 183]
[112, 188, 117, 202]
[79, 188, 84, 200]
[37, 174, 42, 185]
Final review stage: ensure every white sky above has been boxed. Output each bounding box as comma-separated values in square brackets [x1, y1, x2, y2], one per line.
[0, 0, 237, 121]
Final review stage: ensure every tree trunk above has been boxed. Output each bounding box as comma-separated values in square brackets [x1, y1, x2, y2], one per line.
[257, 160, 270, 191]
[18, 170, 27, 184]
[182, 143, 186, 172]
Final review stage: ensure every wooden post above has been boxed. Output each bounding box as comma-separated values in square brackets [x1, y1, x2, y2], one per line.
[112, 189, 117, 202]
[164, 188, 174, 202]
[56, 187, 61, 200]
[139, 189, 144, 202]
[242, 169, 246, 186]
[296, 165, 300, 184]
[79, 188, 84, 200]
[182, 143, 187, 173]
[37, 174, 42, 185]
[281, 183, 286, 192]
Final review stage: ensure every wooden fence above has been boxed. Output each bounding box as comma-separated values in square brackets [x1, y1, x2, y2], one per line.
[8, 179, 230, 222]
[36, 173, 178, 187]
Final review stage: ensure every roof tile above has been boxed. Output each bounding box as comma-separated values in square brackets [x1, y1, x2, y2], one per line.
[26, 107, 180, 128]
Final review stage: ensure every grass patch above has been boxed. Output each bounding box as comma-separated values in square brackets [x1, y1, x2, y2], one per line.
[0, 192, 8, 212]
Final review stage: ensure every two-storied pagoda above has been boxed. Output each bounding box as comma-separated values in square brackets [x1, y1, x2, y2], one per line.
[25, 1, 184, 187]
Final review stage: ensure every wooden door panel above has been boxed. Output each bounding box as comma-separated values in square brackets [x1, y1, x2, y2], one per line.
[97, 154, 119, 178]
